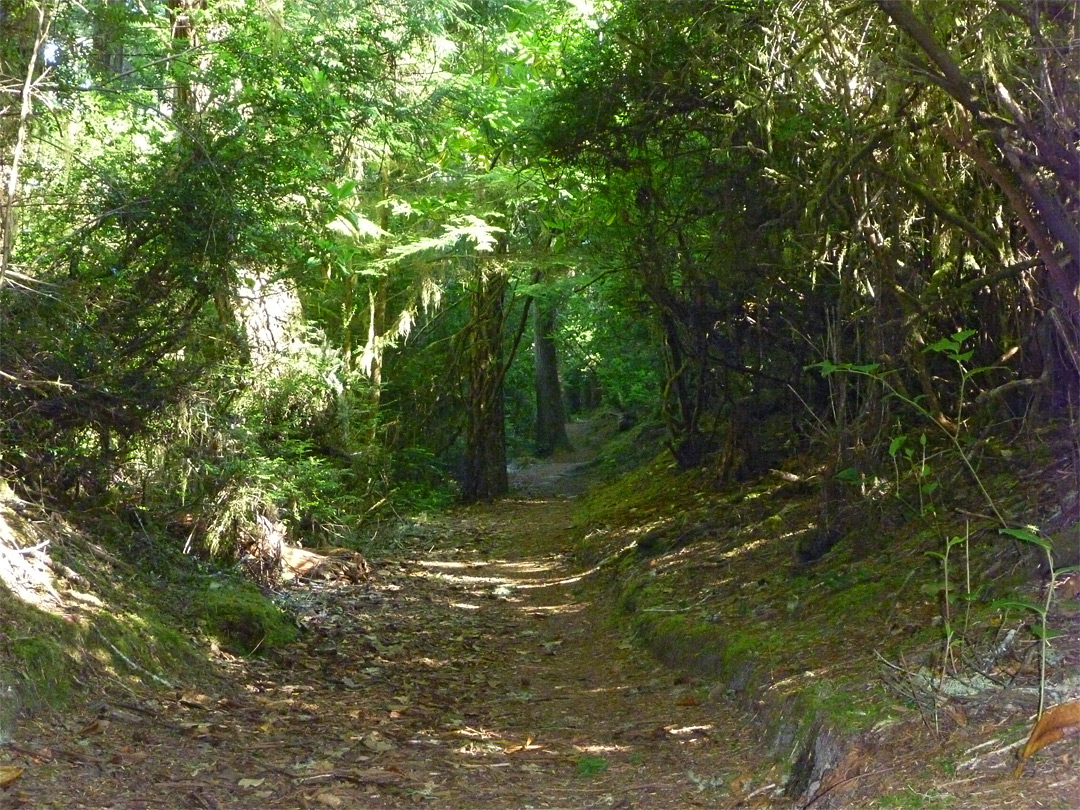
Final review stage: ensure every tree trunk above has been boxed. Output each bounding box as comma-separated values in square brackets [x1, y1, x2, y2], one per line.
[460, 261, 509, 502]
[0, 0, 50, 292]
[533, 302, 571, 456]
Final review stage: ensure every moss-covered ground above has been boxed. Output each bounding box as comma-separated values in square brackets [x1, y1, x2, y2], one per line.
[0, 490, 297, 727]
[567, 418, 1079, 804]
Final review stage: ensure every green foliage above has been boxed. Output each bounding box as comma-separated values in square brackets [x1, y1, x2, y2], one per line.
[575, 755, 608, 777]
[993, 527, 1076, 717]
[2, 0, 1076, 595]
[136, 332, 389, 554]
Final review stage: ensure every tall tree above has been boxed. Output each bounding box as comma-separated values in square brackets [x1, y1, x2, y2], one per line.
[533, 295, 571, 456]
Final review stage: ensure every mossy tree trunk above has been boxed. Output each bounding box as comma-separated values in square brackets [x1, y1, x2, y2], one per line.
[533, 301, 571, 457]
[460, 259, 509, 502]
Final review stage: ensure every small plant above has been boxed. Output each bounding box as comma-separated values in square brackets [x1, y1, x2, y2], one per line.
[815, 329, 1006, 527]
[888, 432, 939, 518]
[575, 755, 609, 776]
[815, 331, 1062, 707]
[993, 526, 1077, 717]
[924, 526, 973, 688]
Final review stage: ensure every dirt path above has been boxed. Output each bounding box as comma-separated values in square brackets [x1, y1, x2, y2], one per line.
[6, 463, 773, 809]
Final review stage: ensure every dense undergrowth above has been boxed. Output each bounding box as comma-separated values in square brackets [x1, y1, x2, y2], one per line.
[568, 414, 1079, 798]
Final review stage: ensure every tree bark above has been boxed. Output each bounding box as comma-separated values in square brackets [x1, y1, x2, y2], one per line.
[533, 301, 571, 456]
[460, 261, 509, 502]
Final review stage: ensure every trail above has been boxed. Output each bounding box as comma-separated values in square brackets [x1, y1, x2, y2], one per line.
[7, 441, 767, 810]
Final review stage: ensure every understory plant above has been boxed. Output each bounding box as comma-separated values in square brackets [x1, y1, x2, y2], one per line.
[993, 527, 1077, 718]
[816, 331, 1069, 711]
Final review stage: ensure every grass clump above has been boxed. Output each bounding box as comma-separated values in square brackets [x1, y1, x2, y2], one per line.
[8, 636, 78, 711]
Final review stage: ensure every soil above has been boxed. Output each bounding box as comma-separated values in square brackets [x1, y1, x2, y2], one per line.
[2, 424, 1078, 809]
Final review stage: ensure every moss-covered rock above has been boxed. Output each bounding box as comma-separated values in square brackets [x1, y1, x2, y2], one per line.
[198, 582, 297, 655]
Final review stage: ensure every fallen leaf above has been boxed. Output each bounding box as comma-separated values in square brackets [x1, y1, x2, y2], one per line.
[315, 792, 343, 807]
[361, 731, 395, 752]
[1056, 572, 1080, 601]
[504, 735, 542, 754]
[0, 765, 25, 788]
[675, 694, 700, 707]
[77, 718, 109, 736]
[1015, 701, 1080, 777]
[179, 692, 215, 710]
[238, 777, 265, 788]
[946, 704, 968, 727]
[728, 772, 749, 795]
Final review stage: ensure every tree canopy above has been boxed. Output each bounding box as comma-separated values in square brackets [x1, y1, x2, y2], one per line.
[1, 0, 1076, 538]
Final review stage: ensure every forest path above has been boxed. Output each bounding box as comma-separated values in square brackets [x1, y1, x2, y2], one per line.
[8, 431, 773, 810]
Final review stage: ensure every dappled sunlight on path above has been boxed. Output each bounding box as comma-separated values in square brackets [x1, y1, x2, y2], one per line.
[5, 441, 772, 809]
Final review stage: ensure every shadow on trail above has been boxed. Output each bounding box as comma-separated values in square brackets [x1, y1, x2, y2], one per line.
[5, 424, 770, 810]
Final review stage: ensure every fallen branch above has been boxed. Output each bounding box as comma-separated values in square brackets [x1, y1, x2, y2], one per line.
[90, 626, 174, 689]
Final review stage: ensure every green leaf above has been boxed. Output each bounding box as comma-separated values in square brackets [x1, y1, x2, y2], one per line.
[925, 337, 960, 354]
[888, 435, 907, 457]
[991, 598, 1044, 615]
[849, 363, 881, 374]
[327, 213, 388, 241]
[999, 527, 1051, 552]
[1030, 625, 1063, 641]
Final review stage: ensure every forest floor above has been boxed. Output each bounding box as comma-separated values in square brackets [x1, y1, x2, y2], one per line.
[3, 429, 768, 809]
[2, 422, 1078, 809]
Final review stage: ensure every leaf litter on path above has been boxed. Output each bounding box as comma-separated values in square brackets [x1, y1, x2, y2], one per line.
[3, 485, 773, 809]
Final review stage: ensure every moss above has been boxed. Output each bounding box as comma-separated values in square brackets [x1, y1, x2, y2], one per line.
[8, 636, 78, 709]
[198, 582, 297, 655]
[629, 610, 761, 694]
[89, 611, 208, 685]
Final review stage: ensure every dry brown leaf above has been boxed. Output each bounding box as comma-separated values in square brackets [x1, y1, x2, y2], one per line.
[315, 792, 343, 807]
[0, 764, 25, 789]
[1056, 572, 1080, 601]
[77, 718, 109, 736]
[504, 735, 541, 754]
[179, 692, 214, 710]
[728, 771, 751, 795]
[946, 704, 968, 727]
[1014, 700, 1080, 777]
